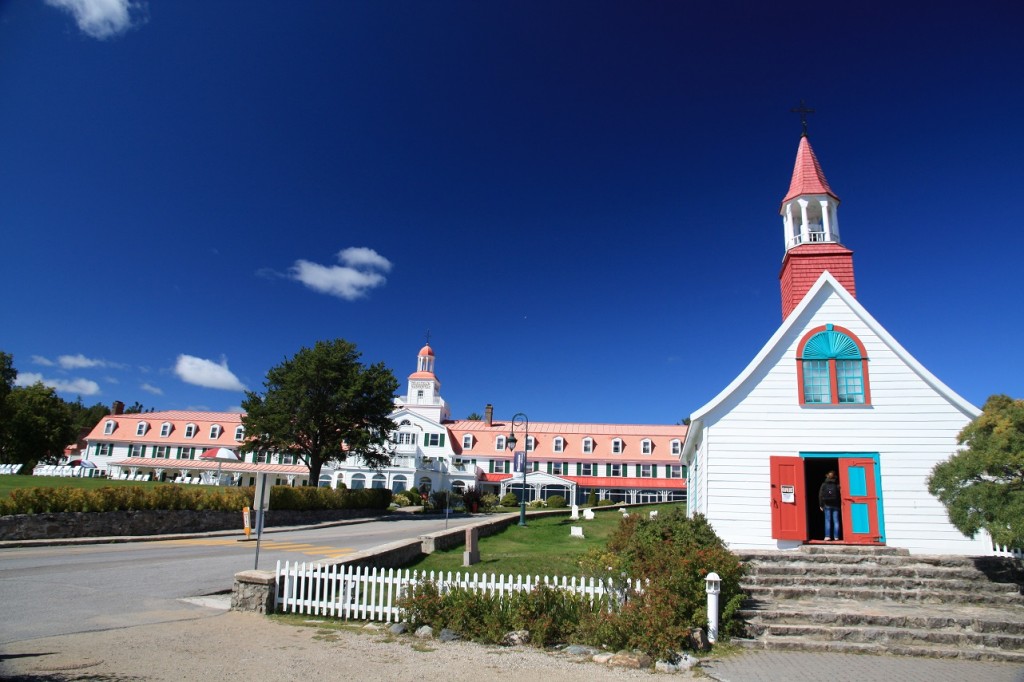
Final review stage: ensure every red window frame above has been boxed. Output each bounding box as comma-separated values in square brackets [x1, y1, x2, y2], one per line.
[796, 324, 871, 406]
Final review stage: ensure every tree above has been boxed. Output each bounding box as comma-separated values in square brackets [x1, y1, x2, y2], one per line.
[0, 351, 15, 404]
[466, 412, 482, 421]
[928, 394, 1024, 548]
[0, 382, 77, 467]
[68, 398, 112, 433]
[241, 339, 399, 484]
[124, 401, 155, 414]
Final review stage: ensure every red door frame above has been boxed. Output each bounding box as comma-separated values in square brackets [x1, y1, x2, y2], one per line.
[838, 458, 882, 545]
[770, 455, 807, 541]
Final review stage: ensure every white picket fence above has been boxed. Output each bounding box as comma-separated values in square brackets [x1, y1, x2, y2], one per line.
[992, 541, 1023, 559]
[276, 561, 630, 623]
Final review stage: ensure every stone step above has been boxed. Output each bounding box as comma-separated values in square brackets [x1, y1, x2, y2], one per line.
[743, 584, 1024, 605]
[744, 622, 1024, 651]
[742, 574, 1022, 595]
[736, 606, 1024, 635]
[745, 562, 994, 581]
[733, 635, 1024, 664]
[740, 552, 991, 569]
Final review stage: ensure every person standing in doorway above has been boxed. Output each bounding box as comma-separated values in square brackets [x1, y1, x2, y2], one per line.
[819, 471, 841, 541]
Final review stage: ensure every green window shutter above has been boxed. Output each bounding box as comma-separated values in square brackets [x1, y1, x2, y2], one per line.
[546, 462, 552, 474]
[576, 462, 582, 475]
[423, 434, 429, 447]
[605, 463, 611, 476]
[439, 434, 445, 448]
[489, 460, 494, 473]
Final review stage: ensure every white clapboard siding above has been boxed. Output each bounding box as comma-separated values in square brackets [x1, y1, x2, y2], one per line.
[276, 561, 630, 622]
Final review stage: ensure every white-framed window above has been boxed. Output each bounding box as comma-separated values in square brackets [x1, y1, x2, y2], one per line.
[641, 439, 652, 455]
[350, 473, 366, 490]
[490, 459, 510, 474]
[256, 451, 268, 463]
[581, 462, 595, 476]
[611, 438, 623, 454]
[671, 439, 681, 456]
[639, 464, 654, 478]
[280, 453, 294, 465]
[551, 462, 564, 475]
[462, 434, 473, 450]
[184, 423, 196, 439]
[97, 443, 111, 457]
[372, 473, 387, 489]
[234, 425, 245, 441]
[609, 463, 623, 477]
[582, 437, 593, 454]
[391, 475, 408, 493]
[210, 424, 222, 439]
[526, 436, 536, 452]
[394, 432, 416, 445]
[103, 420, 116, 435]
[495, 436, 506, 451]
[668, 465, 683, 478]
[160, 422, 172, 437]
[136, 421, 149, 436]
[426, 433, 441, 447]
[179, 447, 194, 460]
[552, 437, 564, 453]
[130, 444, 144, 457]
[153, 446, 168, 458]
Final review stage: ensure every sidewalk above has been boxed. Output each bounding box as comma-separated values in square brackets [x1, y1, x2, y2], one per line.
[701, 649, 1024, 682]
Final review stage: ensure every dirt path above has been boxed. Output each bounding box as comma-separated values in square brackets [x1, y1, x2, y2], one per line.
[0, 608, 671, 681]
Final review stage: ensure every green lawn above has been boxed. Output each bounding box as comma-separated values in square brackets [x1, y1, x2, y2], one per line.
[405, 502, 684, 577]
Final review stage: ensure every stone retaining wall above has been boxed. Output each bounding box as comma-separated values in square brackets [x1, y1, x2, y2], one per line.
[0, 508, 382, 541]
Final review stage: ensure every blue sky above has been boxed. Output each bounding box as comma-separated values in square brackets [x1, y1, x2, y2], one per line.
[2, 1, 1022, 424]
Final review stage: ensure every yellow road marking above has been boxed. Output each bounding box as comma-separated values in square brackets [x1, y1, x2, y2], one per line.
[165, 538, 354, 559]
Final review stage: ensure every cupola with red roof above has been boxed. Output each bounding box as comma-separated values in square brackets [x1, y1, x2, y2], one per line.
[779, 133, 856, 319]
[397, 342, 450, 422]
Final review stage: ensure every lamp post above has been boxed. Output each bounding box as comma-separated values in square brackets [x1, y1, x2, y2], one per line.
[506, 412, 529, 527]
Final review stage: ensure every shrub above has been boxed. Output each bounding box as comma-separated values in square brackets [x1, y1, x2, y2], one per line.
[587, 489, 598, 507]
[460, 487, 483, 511]
[0, 483, 390, 515]
[596, 499, 615, 506]
[545, 495, 566, 508]
[527, 498, 545, 509]
[479, 493, 499, 512]
[578, 510, 746, 659]
[500, 492, 519, 507]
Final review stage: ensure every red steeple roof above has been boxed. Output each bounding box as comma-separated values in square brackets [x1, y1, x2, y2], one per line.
[781, 136, 839, 204]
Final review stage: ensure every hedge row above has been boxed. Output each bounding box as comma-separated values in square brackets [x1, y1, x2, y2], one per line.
[0, 485, 391, 515]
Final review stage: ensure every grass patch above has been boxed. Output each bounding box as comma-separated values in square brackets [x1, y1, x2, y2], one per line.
[0, 474, 168, 499]
[405, 503, 684, 577]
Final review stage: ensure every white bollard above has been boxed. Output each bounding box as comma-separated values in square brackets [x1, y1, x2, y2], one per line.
[705, 572, 721, 644]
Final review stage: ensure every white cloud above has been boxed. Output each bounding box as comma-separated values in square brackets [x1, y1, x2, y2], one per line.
[15, 372, 101, 396]
[289, 247, 393, 301]
[338, 247, 393, 272]
[31, 355, 55, 367]
[140, 382, 163, 396]
[44, 0, 140, 40]
[58, 353, 105, 369]
[174, 354, 246, 392]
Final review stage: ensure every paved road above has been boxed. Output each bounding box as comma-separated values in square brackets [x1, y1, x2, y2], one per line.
[0, 513, 477, 644]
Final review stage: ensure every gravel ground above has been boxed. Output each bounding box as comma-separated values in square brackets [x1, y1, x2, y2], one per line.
[0, 608, 683, 681]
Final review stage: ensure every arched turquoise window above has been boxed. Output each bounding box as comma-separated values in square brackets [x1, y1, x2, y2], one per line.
[797, 324, 870, 405]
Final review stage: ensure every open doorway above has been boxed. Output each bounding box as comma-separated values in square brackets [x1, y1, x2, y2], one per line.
[803, 457, 838, 542]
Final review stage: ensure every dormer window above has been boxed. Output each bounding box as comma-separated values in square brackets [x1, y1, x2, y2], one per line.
[234, 425, 245, 441]
[462, 434, 472, 450]
[526, 436, 536, 452]
[103, 420, 116, 435]
[641, 439, 652, 455]
[495, 436, 506, 451]
[552, 437, 564, 453]
[210, 424, 223, 439]
[797, 324, 871, 406]
[582, 437, 593, 454]
[671, 439, 682, 456]
[184, 423, 196, 439]
[160, 422, 173, 438]
[611, 438, 623, 454]
[136, 421, 149, 437]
